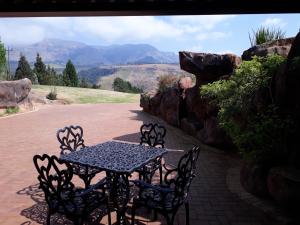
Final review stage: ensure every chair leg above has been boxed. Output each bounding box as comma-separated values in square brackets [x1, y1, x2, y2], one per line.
[131, 201, 137, 225]
[73, 218, 83, 225]
[159, 166, 163, 184]
[185, 202, 190, 225]
[164, 214, 173, 225]
[107, 200, 112, 225]
[46, 211, 51, 225]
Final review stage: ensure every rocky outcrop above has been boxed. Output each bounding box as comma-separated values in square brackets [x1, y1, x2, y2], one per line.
[267, 167, 300, 210]
[179, 51, 241, 84]
[0, 78, 32, 108]
[242, 37, 294, 61]
[140, 52, 240, 148]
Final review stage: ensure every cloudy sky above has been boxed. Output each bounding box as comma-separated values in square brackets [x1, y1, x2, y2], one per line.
[0, 14, 299, 55]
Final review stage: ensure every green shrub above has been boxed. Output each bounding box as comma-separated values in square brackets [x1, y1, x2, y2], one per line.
[5, 106, 19, 114]
[157, 74, 178, 93]
[113, 77, 142, 93]
[46, 87, 57, 100]
[249, 26, 286, 46]
[201, 54, 291, 165]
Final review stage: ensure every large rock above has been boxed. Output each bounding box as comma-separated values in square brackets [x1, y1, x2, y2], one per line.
[159, 87, 180, 126]
[242, 37, 294, 61]
[240, 162, 269, 197]
[196, 116, 231, 148]
[267, 167, 300, 211]
[0, 78, 32, 108]
[271, 32, 300, 168]
[179, 51, 241, 84]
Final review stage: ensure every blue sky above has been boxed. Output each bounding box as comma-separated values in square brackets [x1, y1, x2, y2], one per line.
[0, 14, 299, 56]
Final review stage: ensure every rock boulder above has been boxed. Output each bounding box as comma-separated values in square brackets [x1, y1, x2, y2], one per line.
[267, 167, 300, 210]
[179, 51, 241, 84]
[0, 78, 32, 108]
[242, 37, 294, 61]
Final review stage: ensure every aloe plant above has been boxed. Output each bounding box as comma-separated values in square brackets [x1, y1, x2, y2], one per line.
[249, 26, 286, 46]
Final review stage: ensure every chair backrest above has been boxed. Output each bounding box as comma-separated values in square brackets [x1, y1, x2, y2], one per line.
[33, 154, 75, 211]
[56, 125, 85, 155]
[164, 146, 200, 206]
[140, 123, 166, 148]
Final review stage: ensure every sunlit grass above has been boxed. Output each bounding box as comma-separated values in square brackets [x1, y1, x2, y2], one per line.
[32, 85, 140, 104]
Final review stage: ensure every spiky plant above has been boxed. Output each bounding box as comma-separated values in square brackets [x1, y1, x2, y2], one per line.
[249, 26, 286, 46]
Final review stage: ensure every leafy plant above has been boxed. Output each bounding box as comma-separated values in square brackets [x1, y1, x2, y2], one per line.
[113, 77, 142, 93]
[201, 54, 290, 165]
[157, 74, 178, 93]
[249, 26, 286, 46]
[5, 106, 19, 114]
[46, 87, 57, 100]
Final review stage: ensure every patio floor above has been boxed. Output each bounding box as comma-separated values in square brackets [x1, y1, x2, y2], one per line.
[0, 103, 267, 225]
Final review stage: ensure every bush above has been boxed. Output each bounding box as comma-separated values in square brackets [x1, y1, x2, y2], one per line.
[113, 77, 142, 93]
[201, 54, 291, 165]
[157, 74, 178, 93]
[249, 26, 286, 46]
[5, 106, 19, 114]
[46, 87, 57, 100]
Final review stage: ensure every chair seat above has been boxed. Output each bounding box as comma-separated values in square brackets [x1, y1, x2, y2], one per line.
[136, 184, 180, 211]
[50, 188, 106, 216]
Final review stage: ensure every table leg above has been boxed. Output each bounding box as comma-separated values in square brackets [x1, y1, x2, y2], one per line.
[107, 172, 130, 225]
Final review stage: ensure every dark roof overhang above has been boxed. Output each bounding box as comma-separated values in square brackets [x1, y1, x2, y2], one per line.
[0, 0, 299, 17]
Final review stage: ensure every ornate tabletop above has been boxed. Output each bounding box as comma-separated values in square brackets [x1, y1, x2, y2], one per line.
[60, 141, 167, 173]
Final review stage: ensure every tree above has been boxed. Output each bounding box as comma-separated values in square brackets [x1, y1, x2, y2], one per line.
[63, 60, 78, 87]
[79, 77, 90, 88]
[0, 39, 6, 80]
[15, 54, 38, 84]
[34, 53, 46, 84]
[113, 77, 142, 93]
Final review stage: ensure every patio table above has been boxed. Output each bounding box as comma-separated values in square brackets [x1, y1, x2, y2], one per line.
[60, 140, 167, 225]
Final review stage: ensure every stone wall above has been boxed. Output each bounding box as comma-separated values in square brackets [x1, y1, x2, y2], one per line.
[141, 52, 241, 148]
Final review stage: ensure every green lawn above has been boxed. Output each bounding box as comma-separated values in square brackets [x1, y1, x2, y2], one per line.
[32, 85, 140, 104]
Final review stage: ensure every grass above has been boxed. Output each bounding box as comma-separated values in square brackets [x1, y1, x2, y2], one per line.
[0, 106, 20, 117]
[5, 106, 19, 114]
[32, 85, 140, 104]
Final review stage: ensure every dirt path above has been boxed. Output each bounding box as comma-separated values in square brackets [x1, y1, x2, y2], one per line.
[0, 104, 265, 225]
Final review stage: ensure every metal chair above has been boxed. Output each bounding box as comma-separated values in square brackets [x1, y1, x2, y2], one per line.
[137, 123, 166, 184]
[131, 146, 200, 225]
[56, 125, 102, 188]
[33, 154, 111, 225]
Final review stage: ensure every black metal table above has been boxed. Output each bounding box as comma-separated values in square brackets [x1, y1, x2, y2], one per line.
[60, 140, 167, 225]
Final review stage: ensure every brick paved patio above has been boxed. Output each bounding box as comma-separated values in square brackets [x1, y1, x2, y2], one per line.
[0, 104, 266, 225]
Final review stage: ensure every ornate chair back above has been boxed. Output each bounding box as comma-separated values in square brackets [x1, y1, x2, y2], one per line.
[33, 154, 75, 212]
[56, 125, 85, 155]
[164, 147, 200, 207]
[140, 123, 166, 148]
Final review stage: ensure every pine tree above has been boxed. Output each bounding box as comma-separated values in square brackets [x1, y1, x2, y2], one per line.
[63, 60, 78, 87]
[34, 53, 46, 84]
[15, 54, 38, 84]
[0, 40, 6, 80]
[45, 65, 59, 85]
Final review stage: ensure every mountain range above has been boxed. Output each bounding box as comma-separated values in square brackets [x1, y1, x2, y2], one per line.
[10, 39, 179, 66]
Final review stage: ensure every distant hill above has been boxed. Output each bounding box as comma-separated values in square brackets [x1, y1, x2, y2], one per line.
[78, 64, 191, 92]
[10, 39, 179, 66]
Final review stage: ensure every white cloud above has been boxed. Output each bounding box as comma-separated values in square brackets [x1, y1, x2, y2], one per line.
[0, 15, 236, 46]
[261, 18, 287, 27]
[0, 22, 45, 45]
[170, 15, 236, 30]
[196, 31, 231, 41]
[73, 17, 183, 43]
[185, 45, 203, 52]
